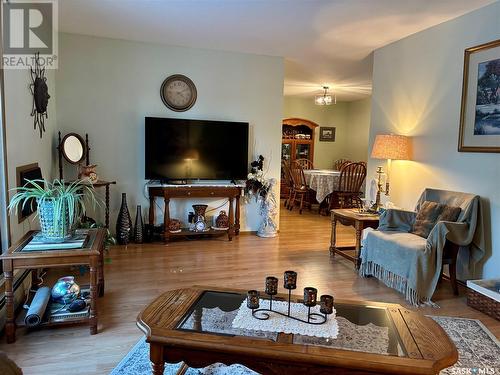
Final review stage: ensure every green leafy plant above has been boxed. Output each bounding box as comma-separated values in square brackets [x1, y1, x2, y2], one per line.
[77, 218, 116, 250]
[8, 179, 100, 240]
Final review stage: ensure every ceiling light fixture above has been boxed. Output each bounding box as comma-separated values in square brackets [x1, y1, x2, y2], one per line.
[315, 86, 336, 106]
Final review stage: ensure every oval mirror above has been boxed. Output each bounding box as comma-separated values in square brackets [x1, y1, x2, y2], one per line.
[61, 133, 86, 164]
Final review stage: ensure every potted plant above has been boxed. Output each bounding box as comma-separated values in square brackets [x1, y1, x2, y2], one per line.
[9, 179, 98, 242]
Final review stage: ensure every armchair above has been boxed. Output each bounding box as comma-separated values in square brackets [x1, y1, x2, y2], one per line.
[360, 188, 485, 306]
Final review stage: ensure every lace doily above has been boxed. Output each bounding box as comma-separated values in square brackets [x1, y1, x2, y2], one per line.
[180, 307, 278, 341]
[231, 299, 339, 339]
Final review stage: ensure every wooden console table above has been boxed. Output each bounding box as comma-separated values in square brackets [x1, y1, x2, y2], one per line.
[1, 229, 105, 343]
[148, 184, 243, 243]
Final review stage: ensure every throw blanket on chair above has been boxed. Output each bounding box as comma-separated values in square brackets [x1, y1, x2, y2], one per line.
[360, 188, 485, 305]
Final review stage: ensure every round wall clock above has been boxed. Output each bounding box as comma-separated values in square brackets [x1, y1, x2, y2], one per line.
[160, 74, 197, 112]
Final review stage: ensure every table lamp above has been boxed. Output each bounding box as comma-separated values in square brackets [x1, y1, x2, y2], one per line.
[370, 134, 411, 208]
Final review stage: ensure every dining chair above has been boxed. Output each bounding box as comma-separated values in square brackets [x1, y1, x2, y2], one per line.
[289, 162, 312, 214]
[333, 158, 351, 171]
[329, 162, 367, 210]
[295, 158, 314, 170]
[281, 159, 294, 209]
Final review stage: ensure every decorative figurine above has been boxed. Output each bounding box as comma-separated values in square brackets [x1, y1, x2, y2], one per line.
[168, 219, 182, 233]
[78, 164, 98, 183]
[215, 210, 229, 229]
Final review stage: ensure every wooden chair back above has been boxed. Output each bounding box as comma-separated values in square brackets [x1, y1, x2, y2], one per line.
[295, 158, 314, 170]
[338, 162, 367, 193]
[333, 158, 351, 171]
[281, 159, 294, 188]
[290, 162, 307, 189]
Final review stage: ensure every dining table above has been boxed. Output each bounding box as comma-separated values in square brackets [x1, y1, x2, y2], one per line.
[303, 169, 341, 203]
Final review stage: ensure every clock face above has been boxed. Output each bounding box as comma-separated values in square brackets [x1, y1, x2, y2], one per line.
[160, 74, 197, 112]
[194, 220, 206, 232]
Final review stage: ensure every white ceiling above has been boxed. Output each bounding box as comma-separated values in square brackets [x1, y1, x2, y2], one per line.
[59, 0, 496, 101]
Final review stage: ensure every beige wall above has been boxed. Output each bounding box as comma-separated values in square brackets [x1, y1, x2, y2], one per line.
[4, 69, 57, 244]
[368, 1, 500, 278]
[345, 98, 371, 162]
[283, 96, 371, 169]
[56, 33, 284, 232]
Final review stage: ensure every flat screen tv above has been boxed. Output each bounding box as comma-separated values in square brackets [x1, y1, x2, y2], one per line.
[145, 117, 249, 181]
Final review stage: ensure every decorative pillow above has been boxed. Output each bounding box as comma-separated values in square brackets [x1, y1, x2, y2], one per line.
[411, 201, 443, 238]
[438, 205, 461, 223]
[411, 201, 461, 238]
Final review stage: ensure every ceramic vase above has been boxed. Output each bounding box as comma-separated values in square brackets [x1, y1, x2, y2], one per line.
[116, 193, 132, 245]
[134, 205, 144, 243]
[51, 276, 80, 304]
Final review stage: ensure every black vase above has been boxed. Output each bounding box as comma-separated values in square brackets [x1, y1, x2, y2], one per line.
[134, 205, 144, 244]
[116, 193, 132, 245]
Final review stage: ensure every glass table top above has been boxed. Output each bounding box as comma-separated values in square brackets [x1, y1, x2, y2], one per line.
[16, 229, 96, 253]
[176, 291, 407, 357]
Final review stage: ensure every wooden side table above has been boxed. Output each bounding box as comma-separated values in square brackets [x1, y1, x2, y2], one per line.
[330, 209, 379, 268]
[0, 229, 106, 343]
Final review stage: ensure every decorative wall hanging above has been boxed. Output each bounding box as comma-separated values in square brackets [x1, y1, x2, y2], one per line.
[160, 74, 197, 112]
[459, 39, 500, 152]
[29, 52, 50, 138]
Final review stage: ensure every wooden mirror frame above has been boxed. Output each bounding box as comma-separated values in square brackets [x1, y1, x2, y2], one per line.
[61, 133, 86, 164]
[58, 132, 90, 179]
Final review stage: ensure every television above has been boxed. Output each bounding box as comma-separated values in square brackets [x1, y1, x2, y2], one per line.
[145, 117, 249, 181]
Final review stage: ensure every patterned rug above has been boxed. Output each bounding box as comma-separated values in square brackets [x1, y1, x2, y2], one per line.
[110, 316, 500, 375]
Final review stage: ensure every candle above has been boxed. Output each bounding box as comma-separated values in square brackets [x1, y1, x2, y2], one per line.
[265, 276, 278, 295]
[247, 290, 260, 309]
[320, 294, 334, 315]
[303, 287, 317, 307]
[283, 270, 297, 290]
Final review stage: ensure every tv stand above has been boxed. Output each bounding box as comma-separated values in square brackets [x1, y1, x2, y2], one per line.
[148, 184, 243, 243]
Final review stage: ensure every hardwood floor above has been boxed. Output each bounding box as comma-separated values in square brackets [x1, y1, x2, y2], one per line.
[1, 204, 498, 374]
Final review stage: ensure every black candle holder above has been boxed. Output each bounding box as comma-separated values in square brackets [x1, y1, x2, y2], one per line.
[248, 271, 334, 325]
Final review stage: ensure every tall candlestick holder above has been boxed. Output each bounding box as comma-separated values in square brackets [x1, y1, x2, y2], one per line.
[247, 270, 334, 325]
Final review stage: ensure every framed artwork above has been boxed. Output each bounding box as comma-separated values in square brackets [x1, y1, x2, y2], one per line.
[459, 39, 500, 152]
[319, 127, 336, 142]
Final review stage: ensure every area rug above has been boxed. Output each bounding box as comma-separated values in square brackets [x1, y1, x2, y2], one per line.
[110, 316, 500, 375]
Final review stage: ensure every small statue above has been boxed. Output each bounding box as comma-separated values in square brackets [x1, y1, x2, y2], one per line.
[78, 164, 98, 183]
[168, 219, 181, 233]
[215, 210, 229, 229]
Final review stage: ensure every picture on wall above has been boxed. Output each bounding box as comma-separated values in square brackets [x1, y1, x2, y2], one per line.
[319, 127, 336, 142]
[459, 39, 500, 152]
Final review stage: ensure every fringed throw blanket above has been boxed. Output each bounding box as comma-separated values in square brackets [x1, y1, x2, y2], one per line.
[360, 189, 485, 306]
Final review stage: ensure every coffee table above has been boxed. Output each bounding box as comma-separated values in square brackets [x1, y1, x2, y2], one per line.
[137, 286, 457, 375]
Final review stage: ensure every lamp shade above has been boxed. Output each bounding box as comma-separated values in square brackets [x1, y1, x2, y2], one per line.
[371, 134, 411, 160]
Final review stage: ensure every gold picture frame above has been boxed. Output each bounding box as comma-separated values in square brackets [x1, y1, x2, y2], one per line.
[458, 39, 500, 152]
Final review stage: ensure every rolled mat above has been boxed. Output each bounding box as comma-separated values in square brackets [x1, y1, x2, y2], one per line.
[24, 286, 50, 327]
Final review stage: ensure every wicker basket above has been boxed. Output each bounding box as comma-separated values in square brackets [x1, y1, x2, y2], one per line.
[467, 288, 500, 321]
[38, 199, 71, 242]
